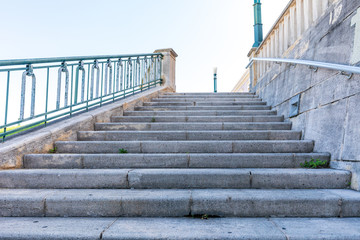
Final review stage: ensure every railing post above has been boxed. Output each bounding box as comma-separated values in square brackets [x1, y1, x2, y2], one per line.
[154, 48, 178, 92]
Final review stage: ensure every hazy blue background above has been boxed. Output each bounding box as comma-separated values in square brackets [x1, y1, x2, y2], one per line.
[0, 0, 289, 93]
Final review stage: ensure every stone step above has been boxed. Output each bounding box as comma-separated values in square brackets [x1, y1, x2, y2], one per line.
[111, 115, 285, 123]
[160, 93, 257, 97]
[94, 122, 292, 131]
[55, 140, 314, 154]
[78, 130, 301, 141]
[134, 106, 271, 111]
[159, 94, 258, 98]
[143, 101, 267, 106]
[0, 169, 349, 189]
[124, 110, 277, 116]
[1, 189, 359, 217]
[162, 92, 256, 95]
[152, 97, 263, 102]
[2, 217, 360, 240]
[23, 153, 330, 169]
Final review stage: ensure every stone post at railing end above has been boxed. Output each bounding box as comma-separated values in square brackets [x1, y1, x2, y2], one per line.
[154, 48, 178, 92]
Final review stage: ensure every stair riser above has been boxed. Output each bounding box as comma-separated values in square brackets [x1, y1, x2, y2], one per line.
[152, 98, 262, 102]
[161, 93, 255, 96]
[1, 189, 357, 217]
[24, 153, 330, 169]
[111, 116, 285, 123]
[55, 141, 314, 154]
[135, 106, 271, 111]
[0, 169, 349, 189]
[78, 131, 301, 141]
[124, 110, 277, 116]
[143, 102, 267, 106]
[94, 123, 292, 131]
[159, 95, 258, 99]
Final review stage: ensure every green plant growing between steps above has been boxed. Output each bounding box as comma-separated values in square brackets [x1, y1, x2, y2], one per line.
[151, 117, 156, 122]
[119, 148, 128, 154]
[300, 158, 328, 169]
[48, 147, 57, 154]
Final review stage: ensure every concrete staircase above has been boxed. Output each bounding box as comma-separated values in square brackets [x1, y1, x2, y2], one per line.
[1, 92, 360, 239]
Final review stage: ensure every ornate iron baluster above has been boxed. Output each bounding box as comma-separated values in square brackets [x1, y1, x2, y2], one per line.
[20, 64, 36, 120]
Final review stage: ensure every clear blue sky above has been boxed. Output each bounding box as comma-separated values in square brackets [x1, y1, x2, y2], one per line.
[0, 0, 289, 93]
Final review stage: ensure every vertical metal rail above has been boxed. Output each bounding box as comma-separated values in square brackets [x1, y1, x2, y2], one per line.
[2, 72, 10, 142]
[45, 67, 50, 126]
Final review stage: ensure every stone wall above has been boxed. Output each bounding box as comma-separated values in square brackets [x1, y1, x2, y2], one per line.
[253, 1, 360, 189]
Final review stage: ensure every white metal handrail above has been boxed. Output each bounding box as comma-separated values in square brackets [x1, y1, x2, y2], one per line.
[246, 57, 360, 78]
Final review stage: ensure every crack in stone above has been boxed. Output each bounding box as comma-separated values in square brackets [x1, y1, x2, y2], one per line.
[99, 217, 119, 239]
[268, 218, 290, 240]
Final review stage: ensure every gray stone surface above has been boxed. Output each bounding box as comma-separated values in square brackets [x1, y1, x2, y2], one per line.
[24, 153, 330, 169]
[250, 168, 350, 189]
[2, 189, 360, 217]
[152, 97, 261, 102]
[0, 217, 115, 240]
[78, 130, 300, 141]
[143, 101, 266, 106]
[124, 110, 277, 116]
[191, 189, 341, 217]
[95, 122, 291, 131]
[45, 189, 123, 217]
[102, 218, 285, 240]
[271, 218, 360, 240]
[24, 154, 83, 169]
[250, 0, 360, 188]
[112, 115, 284, 122]
[0, 86, 170, 169]
[128, 169, 251, 189]
[232, 140, 314, 153]
[120, 189, 191, 217]
[0, 189, 53, 217]
[331, 160, 360, 191]
[55, 140, 314, 153]
[2, 217, 360, 240]
[135, 105, 271, 111]
[342, 93, 360, 161]
[189, 153, 330, 168]
[0, 169, 129, 189]
[305, 99, 347, 160]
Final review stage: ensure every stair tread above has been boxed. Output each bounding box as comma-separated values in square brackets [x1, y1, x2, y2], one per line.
[1, 217, 359, 240]
[23, 153, 330, 169]
[1, 189, 359, 217]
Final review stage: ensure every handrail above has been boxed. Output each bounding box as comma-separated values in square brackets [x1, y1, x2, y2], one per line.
[0, 53, 162, 67]
[0, 52, 163, 141]
[246, 57, 360, 78]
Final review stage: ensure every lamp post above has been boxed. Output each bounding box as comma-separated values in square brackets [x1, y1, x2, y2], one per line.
[253, 0, 263, 48]
[213, 67, 217, 93]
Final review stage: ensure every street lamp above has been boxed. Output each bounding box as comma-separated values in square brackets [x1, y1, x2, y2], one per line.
[213, 67, 217, 93]
[253, 0, 263, 47]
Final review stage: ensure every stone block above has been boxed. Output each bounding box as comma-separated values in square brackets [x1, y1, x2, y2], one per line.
[272, 218, 360, 240]
[191, 189, 340, 217]
[128, 169, 251, 189]
[45, 189, 123, 217]
[102, 218, 285, 240]
[24, 154, 83, 169]
[0, 169, 129, 189]
[250, 169, 350, 189]
[342, 94, 360, 161]
[304, 100, 347, 160]
[0, 217, 116, 240]
[120, 189, 191, 217]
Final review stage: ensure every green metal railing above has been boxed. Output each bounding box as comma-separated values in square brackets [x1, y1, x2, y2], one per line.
[0, 53, 163, 141]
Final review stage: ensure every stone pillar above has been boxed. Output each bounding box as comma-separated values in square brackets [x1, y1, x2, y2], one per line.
[154, 48, 178, 92]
